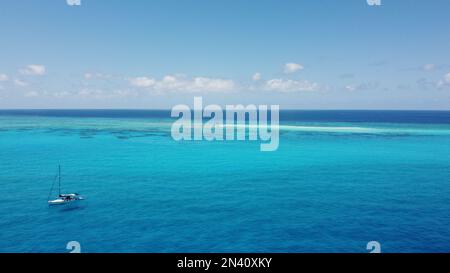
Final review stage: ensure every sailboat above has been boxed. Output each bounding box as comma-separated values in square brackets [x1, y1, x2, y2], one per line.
[48, 165, 84, 206]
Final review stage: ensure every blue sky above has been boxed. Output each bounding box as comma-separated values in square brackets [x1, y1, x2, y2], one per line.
[0, 0, 449, 109]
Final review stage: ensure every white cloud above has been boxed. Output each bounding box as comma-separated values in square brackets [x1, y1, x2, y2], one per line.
[130, 77, 156, 88]
[24, 91, 39, 97]
[445, 73, 450, 83]
[252, 72, 261, 81]
[84, 72, 113, 80]
[14, 79, 28, 87]
[423, 64, 435, 71]
[50, 91, 71, 98]
[284, 63, 304, 74]
[190, 77, 234, 92]
[77, 88, 134, 99]
[19, 64, 46, 76]
[344, 82, 380, 92]
[438, 73, 450, 88]
[130, 75, 235, 93]
[78, 89, 103, 98]
[345, 85, 357, 92]
[0, 74, 8, 81]
[67, 0, 81, 6]
[265, 78, 318, 92]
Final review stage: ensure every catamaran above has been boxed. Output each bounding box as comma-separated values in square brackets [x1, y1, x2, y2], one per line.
[48, 165, 84, 206]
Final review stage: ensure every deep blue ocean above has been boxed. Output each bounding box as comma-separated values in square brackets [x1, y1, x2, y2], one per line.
[0, 110, 450, 253]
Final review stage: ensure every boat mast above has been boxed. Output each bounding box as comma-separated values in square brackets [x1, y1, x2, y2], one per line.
[58, 165, 61, 196]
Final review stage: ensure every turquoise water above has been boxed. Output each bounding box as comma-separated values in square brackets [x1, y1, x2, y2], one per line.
[0, 111, 450, 253]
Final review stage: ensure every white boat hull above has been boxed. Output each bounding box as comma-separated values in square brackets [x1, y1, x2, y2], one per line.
[48, 195, 84, 206]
